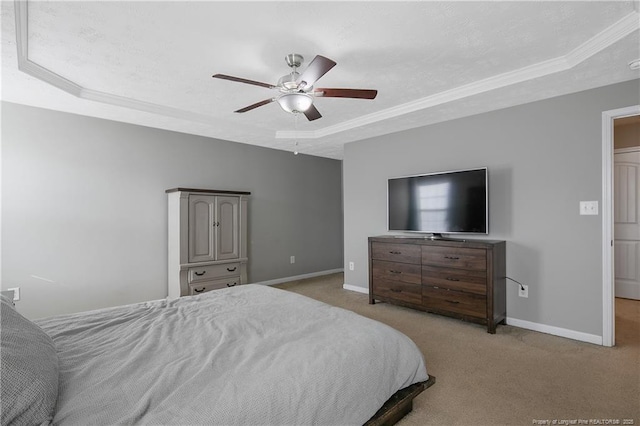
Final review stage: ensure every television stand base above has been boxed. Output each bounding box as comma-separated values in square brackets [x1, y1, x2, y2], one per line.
[425, 233, 466, 242]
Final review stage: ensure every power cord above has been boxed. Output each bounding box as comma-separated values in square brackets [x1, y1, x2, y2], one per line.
[506, 277, 525, 291]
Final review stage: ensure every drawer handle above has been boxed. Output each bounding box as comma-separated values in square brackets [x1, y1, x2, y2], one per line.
[444, 256, 460, 260]
[194, 271, 206, 276]
[226, 267, 237, 272]
[390, 288, 402, 293]
[389, 270, 402, 274]
[194, 288, 205, 293]
[389, 251, 401, 255]
[445, 300, 460, 304]
[446, 277, 460, 282]
[227, 282, 237, 287]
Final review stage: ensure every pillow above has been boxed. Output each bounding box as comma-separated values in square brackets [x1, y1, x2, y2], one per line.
[0, 292, 14, 306]
[1, 298, 59, 426]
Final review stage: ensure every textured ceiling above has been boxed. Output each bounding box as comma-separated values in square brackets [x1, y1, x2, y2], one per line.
[2, 1, 639, 159]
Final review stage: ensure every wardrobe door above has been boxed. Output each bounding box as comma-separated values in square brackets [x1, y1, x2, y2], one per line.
[216, 196, 240, 260]
[188, 195, 216, 263]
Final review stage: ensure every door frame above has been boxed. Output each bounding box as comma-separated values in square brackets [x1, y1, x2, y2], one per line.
[602, 105, 640, 347]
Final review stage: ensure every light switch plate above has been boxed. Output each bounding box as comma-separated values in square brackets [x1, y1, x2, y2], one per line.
[6, 288, 20, 301]
[579, 201, 598, 215]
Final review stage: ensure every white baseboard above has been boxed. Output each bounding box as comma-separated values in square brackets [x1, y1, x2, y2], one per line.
[250, 269, 344, 287]
[343, 283, 369, 294]
[308, 278, 604, 346]
[506, 317, 603, 345]
[615, 282, 640, 300]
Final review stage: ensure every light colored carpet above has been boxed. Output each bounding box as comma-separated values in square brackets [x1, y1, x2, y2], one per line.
[275, 273, 640, 425]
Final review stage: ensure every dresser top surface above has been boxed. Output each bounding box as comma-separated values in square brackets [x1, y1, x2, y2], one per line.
[369, 235, 504, 247]
[165, 188, 251, 195]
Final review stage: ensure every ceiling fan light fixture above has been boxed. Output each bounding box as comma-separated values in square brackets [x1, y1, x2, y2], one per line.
[277, 93, 313, 114]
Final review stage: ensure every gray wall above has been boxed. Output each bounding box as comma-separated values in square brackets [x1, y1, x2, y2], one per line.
[343, 79, 639, 337]
[2, 102, 343, 319]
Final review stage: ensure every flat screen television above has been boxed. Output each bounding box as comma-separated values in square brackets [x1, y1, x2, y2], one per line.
[387, 167, 488, 236]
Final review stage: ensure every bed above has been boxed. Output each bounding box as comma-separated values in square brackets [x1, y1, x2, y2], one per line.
[1, 284, 434, 425]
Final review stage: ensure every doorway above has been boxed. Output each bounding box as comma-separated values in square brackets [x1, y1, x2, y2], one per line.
[602, 106, 640, 347]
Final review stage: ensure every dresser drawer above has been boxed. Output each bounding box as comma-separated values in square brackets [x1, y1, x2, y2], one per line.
[372, 278, 422, 305]
[189, 277, 240, 295]
[422, 265, 487, 295]
[371, 242, 421, 264]
[372, 260, 421, 285]
[422, 286, 486, 319]
[421, 246, 486, 270]
[188, 263, 241, 283]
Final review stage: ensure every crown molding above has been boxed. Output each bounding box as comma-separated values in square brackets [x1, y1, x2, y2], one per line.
[14, 0, 639, 142]
[13, 0, 265, 130]
[566, 11, 640, 67]
[277, 10, 639, 140]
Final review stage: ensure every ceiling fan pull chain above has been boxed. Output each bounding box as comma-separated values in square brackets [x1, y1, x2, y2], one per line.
[294, 113, 299, 156]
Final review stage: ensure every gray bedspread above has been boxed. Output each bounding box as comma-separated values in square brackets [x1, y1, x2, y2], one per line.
[36, 284, 428, 425]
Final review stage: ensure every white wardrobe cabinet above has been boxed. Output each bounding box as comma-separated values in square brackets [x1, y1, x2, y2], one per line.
[167, 188, 249, 298]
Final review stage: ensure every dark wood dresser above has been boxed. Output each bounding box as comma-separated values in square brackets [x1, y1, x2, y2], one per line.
[368, 236, 506, 333]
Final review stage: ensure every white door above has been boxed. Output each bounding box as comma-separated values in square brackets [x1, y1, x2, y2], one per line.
[614, 149, 640, 300]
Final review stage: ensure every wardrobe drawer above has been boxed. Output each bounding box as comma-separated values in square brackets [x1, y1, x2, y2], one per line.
[372, 278, 422, 305]
[371, 242, 421, 264]
[372, 260, 421, 285]
[421, 246, 486, 270]
[422, 265, 487, 295]
[422, 286, 486, 319]
[188, 263, 241, 283]
[189, 277, 240, 295]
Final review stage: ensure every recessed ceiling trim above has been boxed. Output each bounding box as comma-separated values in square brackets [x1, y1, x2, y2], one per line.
[277, 56, 571, 140]
[565, 11, 640, 66]
[14, 0, 27, 66]
[277, 10, 639, 140]
[14, 0, 82, 96]
[13, 0, 268, 130]
[14, 0, 639, 142]
[18, 56, 84, 97]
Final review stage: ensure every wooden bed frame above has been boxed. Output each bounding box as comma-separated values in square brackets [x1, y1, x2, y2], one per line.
[365, 375, 436, 426]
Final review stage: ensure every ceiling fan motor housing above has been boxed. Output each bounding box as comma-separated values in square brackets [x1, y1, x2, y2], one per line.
[277, 72, 302, 91]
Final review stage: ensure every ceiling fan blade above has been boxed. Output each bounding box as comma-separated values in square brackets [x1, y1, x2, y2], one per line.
[234, 98, 275, 113]
[303, 104, 322, 121]
[297, 55, 337, 89]
[314, 88, 378, 99]
[212, 74, 275, 89]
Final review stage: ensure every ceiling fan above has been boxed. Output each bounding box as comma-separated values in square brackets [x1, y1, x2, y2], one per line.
[212, 53, 378, 121]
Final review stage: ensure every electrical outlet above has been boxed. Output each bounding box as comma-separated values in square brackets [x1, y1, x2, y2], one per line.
[518, 284, 528, 298]
[8, 287, 20, 301]
[290, 256, 295, 264]
[349, 262, 354, 271]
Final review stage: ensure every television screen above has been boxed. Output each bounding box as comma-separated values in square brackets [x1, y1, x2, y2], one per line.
[388, 168, 488, 234]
